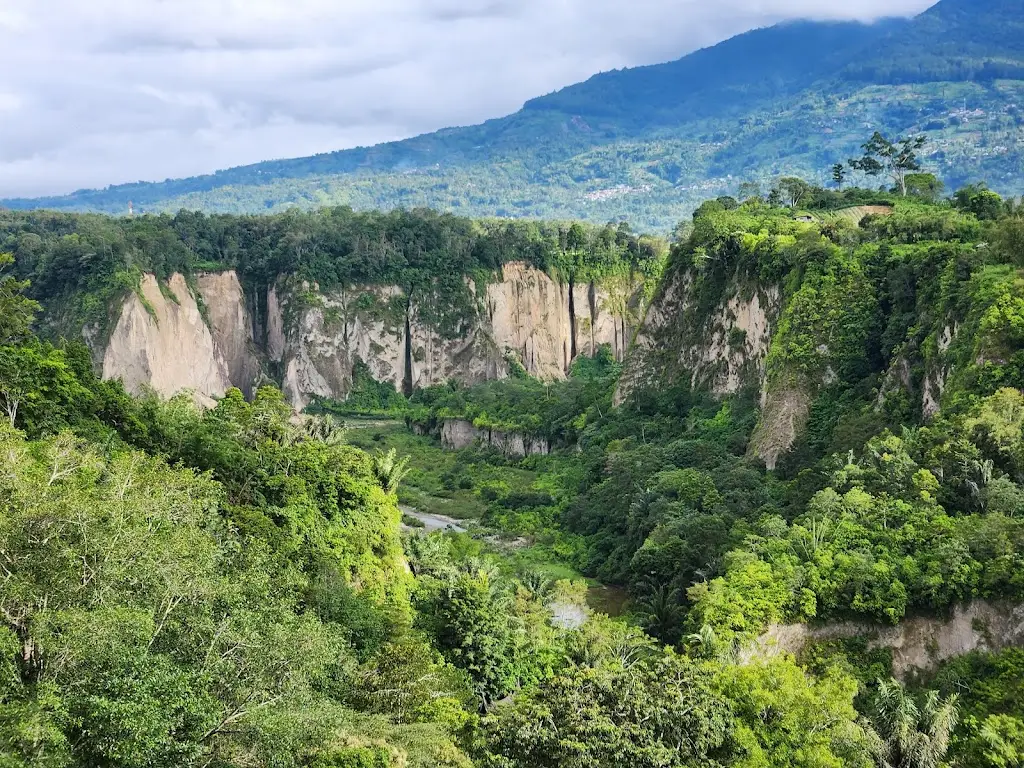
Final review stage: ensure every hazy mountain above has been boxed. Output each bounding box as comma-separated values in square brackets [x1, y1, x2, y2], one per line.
[5, 0, 1023, 230]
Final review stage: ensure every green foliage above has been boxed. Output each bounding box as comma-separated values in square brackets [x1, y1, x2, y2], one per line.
[865, 678, 958, 768]
[5, 167, 1024, 767]
[477, 652, 734, 768]
[1, 208, 663, 344]
[0, 427, 465, 767]
[0, 253, 39, 346]
[411, 346, 622, 440]
[720, 659, 872, 768]
[848, 132, 928, 196]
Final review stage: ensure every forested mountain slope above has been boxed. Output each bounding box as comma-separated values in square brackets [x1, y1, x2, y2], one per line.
[3, 173, 1024, 765]
[4, 0, 1024, 230]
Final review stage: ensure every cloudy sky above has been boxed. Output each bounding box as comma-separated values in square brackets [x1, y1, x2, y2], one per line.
[1, 0, 936, 198]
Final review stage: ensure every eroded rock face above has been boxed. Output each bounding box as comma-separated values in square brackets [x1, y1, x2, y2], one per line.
[103, 274, 231, 400]
[276, 285, 407, 412]
[440, 419, 550, 458]
[196, 272, 261, 397]
[616, 270, 780, 408]
[98, 263, 642, 409]
[486, 262, 574, 379]
[749, 384, 811, 471]
[751, 601, 1024, 678]
[272, 262, 642, 410]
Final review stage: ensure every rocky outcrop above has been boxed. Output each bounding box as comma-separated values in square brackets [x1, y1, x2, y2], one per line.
[102, 273, 231, 401]
[923, 323, 957, 419]
[441, 419, 550, 458]
[97, 263, 642, 409]
[272, 262, 642, 410]
[749, 384, 811, 471]
[751, 601, 1024, 678]
[196, 272, 261, 396]
[266, 283, 287, 364]
[616, 269, 780, 406]
[278, 285, 408, 411]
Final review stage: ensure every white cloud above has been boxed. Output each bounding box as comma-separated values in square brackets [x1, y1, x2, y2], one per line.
[0, 0, 936, 197]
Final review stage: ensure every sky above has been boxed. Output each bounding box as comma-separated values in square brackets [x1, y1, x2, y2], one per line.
[0, 0, 937, 198]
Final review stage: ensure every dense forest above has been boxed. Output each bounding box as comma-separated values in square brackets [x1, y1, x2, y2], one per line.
[0, 206, 664, 343]
[2, 171, 1024, 766]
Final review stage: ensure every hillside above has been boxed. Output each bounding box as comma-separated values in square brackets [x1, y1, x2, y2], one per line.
[5, 177, 1024, 766]
[4, 0, 1023, 231]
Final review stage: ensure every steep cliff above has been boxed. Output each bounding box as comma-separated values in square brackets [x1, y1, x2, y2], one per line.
[272, 262, 640, 409]
[617, 266, 781, 407]
[98, 262, 642, 410]
[196, 272, 262, 397]
[102, 273, 232, 401]
[440, 419, 551, 458]
[751, 601, 1024, 678]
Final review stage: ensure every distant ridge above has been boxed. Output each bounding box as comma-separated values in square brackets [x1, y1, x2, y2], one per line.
[5, 0, 1024, 231]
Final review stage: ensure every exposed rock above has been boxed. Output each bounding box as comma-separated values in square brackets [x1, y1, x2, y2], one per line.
[278, 285, 406, 411]
[922, 323, 957, 419]
[440, 419, 480, 450]
[615, 271, 780, 406]
[876, 355, 913, 409]
[485, 262, 574, 380]
[614, 272, 691, 405]
[267, 284, 286, 363]
[408, 300, 499, 390]
[440, 419, 550, 458]
[749, 383, 811, 471]
[97, 263, 642, 409]
[922, 368, 947, 420]
[103, 274, 230, 401]
[196, 271, 261, 396]
[751, 601, 1024, 678]
[691, 288, 779, 395]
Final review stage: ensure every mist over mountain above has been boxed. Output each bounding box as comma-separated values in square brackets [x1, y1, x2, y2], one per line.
[4, 0, 1023, 230]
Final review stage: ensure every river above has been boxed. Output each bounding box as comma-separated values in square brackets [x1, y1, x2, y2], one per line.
[400, 505, 470, 533]
[400, 505, 628, 618]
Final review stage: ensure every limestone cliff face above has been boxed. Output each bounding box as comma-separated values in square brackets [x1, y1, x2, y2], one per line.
[750, 601, 1024, 678]
[196, 272, 261, 397]
[272, 262, 642, 410]
[617, 267, 780, 406]
[441, 419, 551, 458]
[275, 285, 408, 411]
[616, 263, 825, 469]
[102, 273, 232, 401]
[98, 263, 642, 409]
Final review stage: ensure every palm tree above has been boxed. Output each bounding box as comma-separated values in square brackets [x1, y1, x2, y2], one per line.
[635, 585, 683, 644]
[372, 448, 411, 493]
[865, 678, 958, 768]
[304, 414, 347, 445]
[518, 571, 553, 602]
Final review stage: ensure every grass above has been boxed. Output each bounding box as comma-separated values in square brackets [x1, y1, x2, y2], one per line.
[344, 420, 540, 521]
[348, 418, 634, 617]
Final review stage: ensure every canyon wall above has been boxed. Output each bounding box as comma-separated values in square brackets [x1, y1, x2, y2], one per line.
[616, 266, 788, 466]
[97, 263, 641, 410]
[440, 419, 551, 458]
[750, 601, 1024, 678]
[617, 270, 780, 405]
[102, 273, 232, 402]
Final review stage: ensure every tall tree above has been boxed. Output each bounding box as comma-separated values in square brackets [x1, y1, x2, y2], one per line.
[832, 163, 848, 190]
[778, 177, 812, 209]
[0, 253, 39, 346]
[849, 132, 928, 197]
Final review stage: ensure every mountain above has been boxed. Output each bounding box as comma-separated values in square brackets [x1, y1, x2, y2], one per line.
[4, 0, 1024, 230]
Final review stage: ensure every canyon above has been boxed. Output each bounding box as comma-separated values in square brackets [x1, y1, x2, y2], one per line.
[95, 263, 640, 411]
